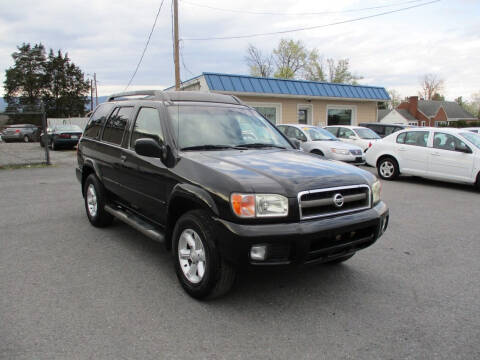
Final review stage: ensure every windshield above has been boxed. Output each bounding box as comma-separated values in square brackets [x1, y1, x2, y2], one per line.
[167, 105, 292, 150]
[355, 128, 381, 139]
[460, 132, 480, 149]
[303, 127, 337, 141]
[55, 125, 82, 132]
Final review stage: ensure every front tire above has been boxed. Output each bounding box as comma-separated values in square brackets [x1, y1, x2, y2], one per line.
[377, 157, 399, 180]
[173, 209, 236, 299]
[23, 135, 29, 143]
[50, 139, 56, 151]
[83, 174, 113, 227]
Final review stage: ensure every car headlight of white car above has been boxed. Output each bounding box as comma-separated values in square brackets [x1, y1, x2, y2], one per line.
[231, 193, 289, 218]
[372, 180, 382, 205]
[330, 148, 350, 155]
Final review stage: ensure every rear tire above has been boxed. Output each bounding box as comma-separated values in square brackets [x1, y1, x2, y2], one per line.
[83, 174, 113, 227]
[172, 209, 236, 300]
[377, 157, 399, 180]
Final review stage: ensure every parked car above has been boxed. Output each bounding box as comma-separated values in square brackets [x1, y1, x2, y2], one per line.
[0, 124, 39, 142]
[365, 127, 480, 189]
[463, 127, 480, 134]
[41, 124, 83, 150]
[325, 125, 381, 152]
[76, 90, 389, 299]
[359, 123, 414, 138]
[277, 124, 365, 164]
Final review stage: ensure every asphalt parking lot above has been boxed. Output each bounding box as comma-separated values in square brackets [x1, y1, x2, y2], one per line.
[1, 157, 479, 359]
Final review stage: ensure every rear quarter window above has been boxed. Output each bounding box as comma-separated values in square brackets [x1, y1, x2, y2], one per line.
[84, 103, 115, 139]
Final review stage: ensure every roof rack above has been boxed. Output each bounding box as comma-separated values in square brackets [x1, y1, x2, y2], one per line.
[107, 90, 166, 102]
[107, 90, 245, 106]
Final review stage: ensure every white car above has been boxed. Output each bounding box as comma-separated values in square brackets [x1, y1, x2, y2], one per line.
[277, 124, 365, 164]
[365, 127, 480, 189]
[325, 125, 382, 152]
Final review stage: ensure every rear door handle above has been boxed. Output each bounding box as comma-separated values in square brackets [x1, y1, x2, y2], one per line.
[398, 147, 407, 151]
[120, 155, 127, 162]
[431, 152, 440, 156]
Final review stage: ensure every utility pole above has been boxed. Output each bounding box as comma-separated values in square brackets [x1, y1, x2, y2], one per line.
[173, 0, 181, 90]
[94, 73, 98, 107]
[90, 79, 94, 111]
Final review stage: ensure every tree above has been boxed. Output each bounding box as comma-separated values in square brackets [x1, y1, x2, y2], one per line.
[303, 49, 326, 82]
[4, 42, 90, 117]
[326, 58, 362, 84]
[4, 43, 47, 108]
[431, 93, 445, 101]
[388, 89, 402, 109]
[245, 39, 362, 84]
[456, 93, 480, 118]
[245, 44, 273, 78]
[419, 73, 444, 100]
[43, 50, 90, 117]
[272, 39, 307, 79]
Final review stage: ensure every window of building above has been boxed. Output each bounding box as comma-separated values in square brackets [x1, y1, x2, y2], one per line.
[421, 121, 426, 127]
[83, 103, 114, 139]
[327, 106, 355, 125]
[130, 107, 164, 147]
[102, 107, 132, 145]
[298, 109, 308, 124]
[254, 107, 277, 125]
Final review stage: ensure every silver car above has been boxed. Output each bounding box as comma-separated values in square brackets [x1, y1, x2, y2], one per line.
[277, 124, 365, 164]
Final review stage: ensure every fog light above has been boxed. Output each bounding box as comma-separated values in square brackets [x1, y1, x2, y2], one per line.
[250, 245, 267, 261]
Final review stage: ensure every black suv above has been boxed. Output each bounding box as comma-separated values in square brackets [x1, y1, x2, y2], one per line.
[359, 123, 414, 138]
[76, 91, 389, 299]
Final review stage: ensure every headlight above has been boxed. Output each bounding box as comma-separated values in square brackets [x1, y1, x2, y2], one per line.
[231, 193, 288, 218]
[330, 148, 350, 155]
[372, 180, 382, 205]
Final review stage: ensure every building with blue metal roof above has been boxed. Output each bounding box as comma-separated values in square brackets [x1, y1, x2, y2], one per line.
[170, 72, 390, 127]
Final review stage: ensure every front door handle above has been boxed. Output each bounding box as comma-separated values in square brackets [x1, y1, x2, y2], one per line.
[398, 147, 407, 151]
[431, 152, 440, 156]
[120, 155, 127, 162]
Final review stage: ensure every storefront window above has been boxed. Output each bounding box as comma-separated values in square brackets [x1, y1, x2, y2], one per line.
[327, 108, 352, 125]
[254, 107, 277, 124]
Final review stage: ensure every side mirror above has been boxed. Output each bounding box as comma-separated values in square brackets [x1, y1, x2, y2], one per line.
[455, 144, 472, 154]
[349, 135, 357, 140]
[134, 138, 167, 160]
[288, 137, 301, 150]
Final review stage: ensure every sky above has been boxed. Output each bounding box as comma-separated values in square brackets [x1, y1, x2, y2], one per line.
[0, 0, 479, 100]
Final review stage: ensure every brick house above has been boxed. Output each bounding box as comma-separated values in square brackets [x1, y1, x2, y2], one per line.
[397, 96, 477, 127]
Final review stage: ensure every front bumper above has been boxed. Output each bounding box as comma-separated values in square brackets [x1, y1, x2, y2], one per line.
[213, 201, 388, 267]
[331, 153, 365, 165]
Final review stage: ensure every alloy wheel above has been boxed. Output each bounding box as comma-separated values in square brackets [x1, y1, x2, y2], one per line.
[178, 229, 206, 284]
[86, 184, 98, 217]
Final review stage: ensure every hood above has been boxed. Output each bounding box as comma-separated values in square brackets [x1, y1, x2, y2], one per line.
[180, 149, 375, 197]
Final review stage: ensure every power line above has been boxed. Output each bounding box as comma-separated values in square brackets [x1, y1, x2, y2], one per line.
[182, 0, 440, 41]
[181, 0, 426, 16]
[125, 0, 166, 91]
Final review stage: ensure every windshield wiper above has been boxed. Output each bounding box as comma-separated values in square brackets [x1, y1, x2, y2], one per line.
[180, 144, 247, 151]
[238, 143, 286, 149]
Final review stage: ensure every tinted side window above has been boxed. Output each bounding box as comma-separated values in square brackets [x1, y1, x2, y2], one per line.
[102, 107, 132, 145]
[338, 127, 355, 138]
[369, 125, 384, 136]
[384, 126, 397, 136]
[433, 133, 469, 152]
[396, 132, 406, 144]
[84, 103, 114, 139]
[130, 107, 164, 147]
[403, 131, 429, 147]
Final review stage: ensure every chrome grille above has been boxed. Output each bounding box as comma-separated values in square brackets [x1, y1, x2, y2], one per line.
[298, 185, 371, 220]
